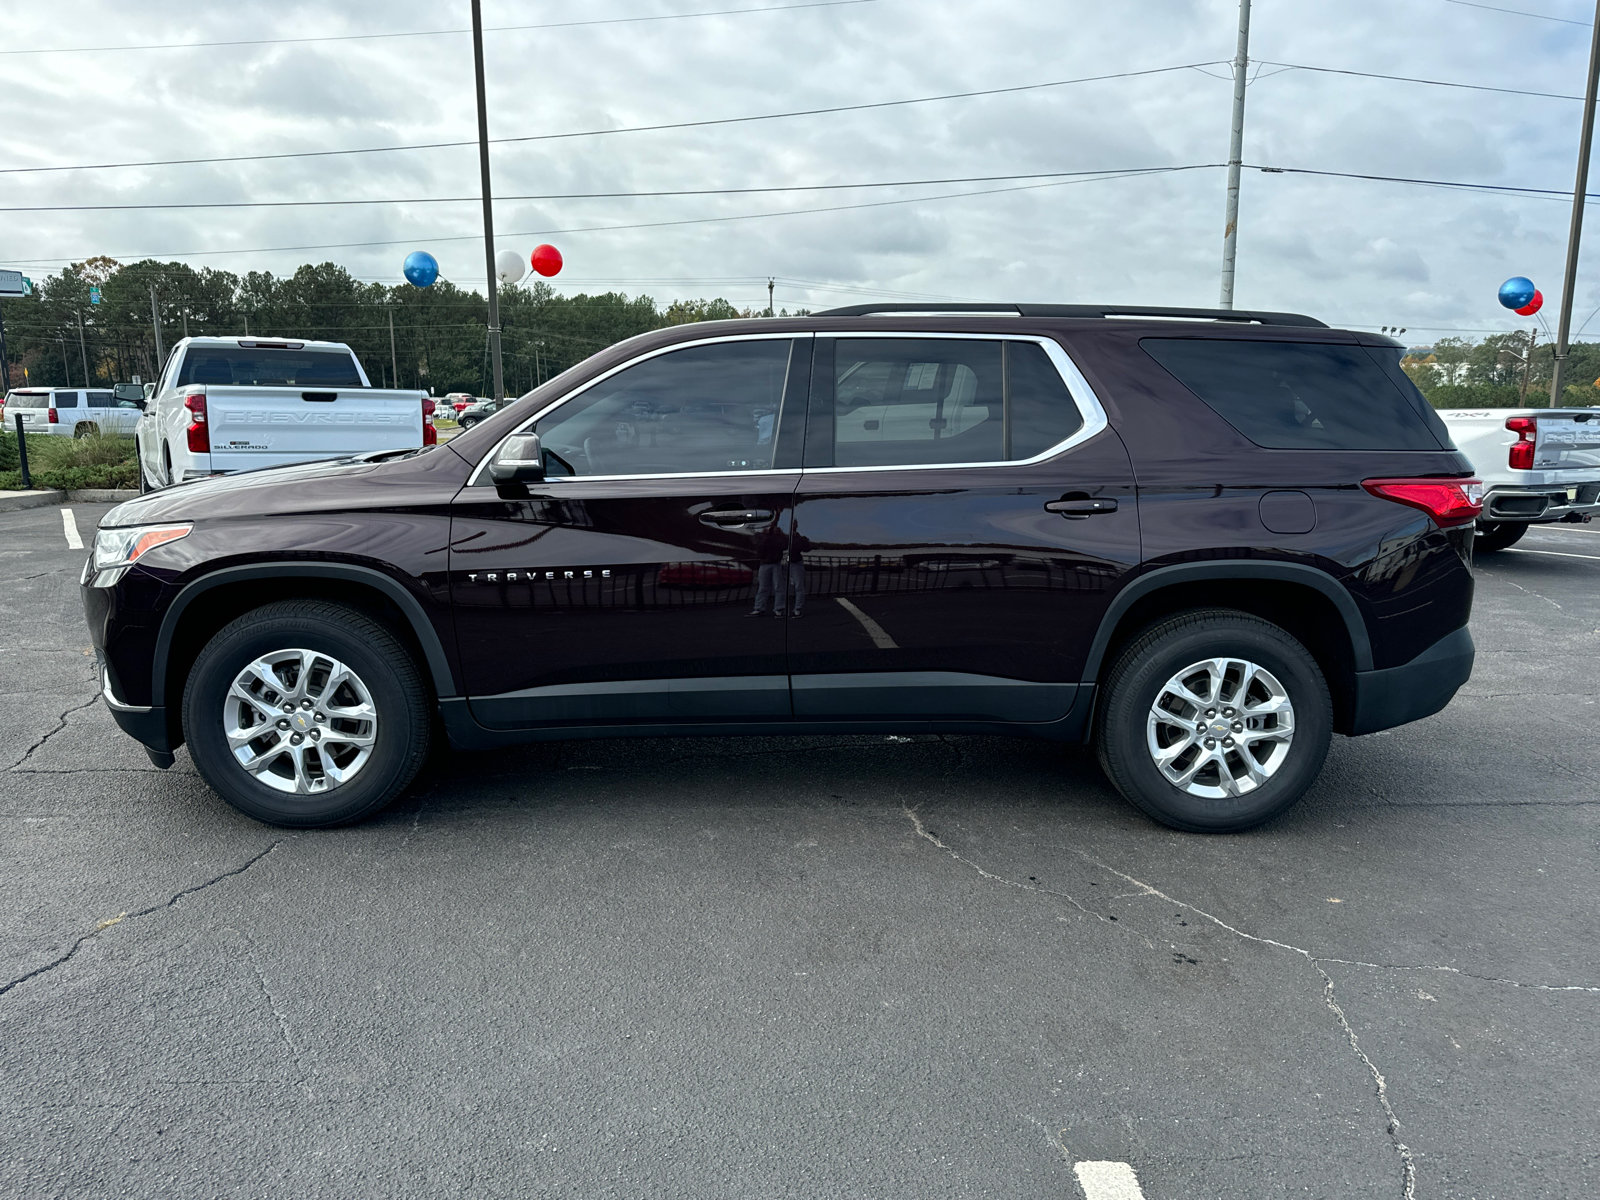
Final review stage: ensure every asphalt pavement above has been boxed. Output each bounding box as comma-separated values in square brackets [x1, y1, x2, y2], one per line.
[2, 504, 1596, 1200]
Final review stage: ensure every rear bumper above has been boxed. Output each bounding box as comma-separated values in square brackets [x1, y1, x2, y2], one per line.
[1348, 625, 1474, 735]
[1482, 483, 1600, 522]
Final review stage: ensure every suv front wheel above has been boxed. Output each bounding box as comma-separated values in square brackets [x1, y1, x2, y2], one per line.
[1095, 609, 1332, 833]
[182, 600, 432, 828]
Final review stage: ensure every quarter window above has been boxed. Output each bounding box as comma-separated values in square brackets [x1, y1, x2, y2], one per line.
[533, 339, 795, 477]
[807, 338, 1084, 468]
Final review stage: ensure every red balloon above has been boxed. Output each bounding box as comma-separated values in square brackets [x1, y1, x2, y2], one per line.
[531, 244, 563, 277]
[1515, 289, 1543, 316]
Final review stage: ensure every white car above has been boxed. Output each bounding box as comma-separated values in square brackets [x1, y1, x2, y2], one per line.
[2, 387, 142, 437]
[137, 336, 434, 490]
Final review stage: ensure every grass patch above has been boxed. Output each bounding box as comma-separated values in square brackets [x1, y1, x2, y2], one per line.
[0, 430, 138, 490]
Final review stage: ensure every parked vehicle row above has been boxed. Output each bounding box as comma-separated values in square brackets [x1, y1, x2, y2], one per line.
[2, 386, 143, 437]
[84, 304, 1481, 835]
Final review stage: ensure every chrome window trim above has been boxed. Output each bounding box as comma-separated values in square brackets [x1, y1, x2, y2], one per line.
[806, 332, 1107, 474]
[466, 329, 1109, 486]
[467, 330, 808, 487]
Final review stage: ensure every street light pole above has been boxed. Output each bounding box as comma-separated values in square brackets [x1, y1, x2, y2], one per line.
[1218, 0, 1252, 310]
[76, 311, 90, 385]
[149, 285, 164, 366]
[470, 0, 505, 403]
[1550, 0, 1600, 406]
[388, 306, 399, 387]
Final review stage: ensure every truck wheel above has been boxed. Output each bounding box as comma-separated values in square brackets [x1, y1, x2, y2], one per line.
[162, 444, 174, 487]
[1474, 520, 1527, 553]
[74, 422, 98, 438]
[182, 600, 432, 828]
[1095, 609, 1332, 834]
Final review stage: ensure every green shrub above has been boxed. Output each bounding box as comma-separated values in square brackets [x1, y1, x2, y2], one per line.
[0, 460, 139, 491]
[0, 432, 16, 471]
[1426, 384, 1523, 409]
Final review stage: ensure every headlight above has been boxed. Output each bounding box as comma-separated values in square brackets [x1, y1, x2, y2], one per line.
[92, 523, 192, 570]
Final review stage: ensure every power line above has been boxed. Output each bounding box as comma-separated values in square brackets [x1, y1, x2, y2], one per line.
[0, 0, 882, 55]
[1248, 162, 1600, 201]
[0, 63, 1224, 177]
[3, 166, 1219, 269]
[1255, 59, 1585, 101]
[1444, 0, 1593, 25]
[0, 166, 1198, 213]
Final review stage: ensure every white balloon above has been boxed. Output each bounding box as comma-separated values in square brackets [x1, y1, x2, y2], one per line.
[495, 249, 527, 285]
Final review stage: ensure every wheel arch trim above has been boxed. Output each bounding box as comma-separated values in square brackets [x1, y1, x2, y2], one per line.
[152, 563, 458, 707]
[1082, 561, 1373, 682]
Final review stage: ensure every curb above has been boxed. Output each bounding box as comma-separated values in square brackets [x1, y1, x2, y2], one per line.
[0, 490, 67, 513]
[0, 488, 138, 513]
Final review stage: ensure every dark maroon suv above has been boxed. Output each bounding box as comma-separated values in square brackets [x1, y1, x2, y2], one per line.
[84, 304, 1481, 832]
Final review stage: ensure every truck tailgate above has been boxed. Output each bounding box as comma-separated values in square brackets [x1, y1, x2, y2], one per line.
[1532, 411, 1600, 470]
[206, 385, 425, 467]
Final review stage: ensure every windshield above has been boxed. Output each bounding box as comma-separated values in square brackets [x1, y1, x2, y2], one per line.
[176, 348, 366, 388]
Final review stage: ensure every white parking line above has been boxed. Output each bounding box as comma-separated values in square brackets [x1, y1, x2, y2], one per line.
[60, 508, 83, 550]
[836, 597, 898, 649]
[1074, 1160, 1147, 1200]
[1503, 547, 1600, 562]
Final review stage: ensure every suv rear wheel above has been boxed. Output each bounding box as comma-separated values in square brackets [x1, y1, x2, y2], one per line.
[182, 600, 431, 828]
[1095, 609, 1331, 833]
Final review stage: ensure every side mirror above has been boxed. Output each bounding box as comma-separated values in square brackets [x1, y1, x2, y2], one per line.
[113, 382, 146, 409]
[488, 433, 545, 498]
[143, 383, 156, 401]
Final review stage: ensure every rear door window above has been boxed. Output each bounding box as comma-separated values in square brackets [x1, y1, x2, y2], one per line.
[806, 338, 1085, 468]
[53, 390, 79, 408]
[1140, 338, 1444, 451]
[87, 390, 116, 408]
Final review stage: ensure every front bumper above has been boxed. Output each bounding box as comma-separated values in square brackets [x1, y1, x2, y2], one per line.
[1482, 483, 1600, 522]
[1348, 625, 1474, 736]
[100, 666, 176, 766]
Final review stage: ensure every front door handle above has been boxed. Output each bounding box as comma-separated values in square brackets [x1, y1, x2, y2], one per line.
[1044, 497, 1118, 518]
[700, 508, 774, 526]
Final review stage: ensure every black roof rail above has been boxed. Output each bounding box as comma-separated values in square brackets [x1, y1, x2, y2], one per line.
[812, 302, 1328, 328]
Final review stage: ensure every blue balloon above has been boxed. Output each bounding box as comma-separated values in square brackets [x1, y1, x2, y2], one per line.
[1498, 276, 1536, 310]
[403, 250, 439, 288]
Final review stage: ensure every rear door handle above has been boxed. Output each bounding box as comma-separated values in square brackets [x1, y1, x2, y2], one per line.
[700, 508, 774, 526]
[1044, 497, 1118, 518]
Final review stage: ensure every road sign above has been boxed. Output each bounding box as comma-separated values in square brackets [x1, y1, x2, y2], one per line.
[0, 269, 30, 297]
[89, 287, 101, 305]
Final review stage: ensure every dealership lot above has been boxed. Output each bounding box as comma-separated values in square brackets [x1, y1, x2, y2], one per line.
[2, 503, 1596, 1199]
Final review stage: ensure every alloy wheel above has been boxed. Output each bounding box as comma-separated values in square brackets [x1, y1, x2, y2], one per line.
[1146, 657, 1295, 798]
[222, 649, 378, 794]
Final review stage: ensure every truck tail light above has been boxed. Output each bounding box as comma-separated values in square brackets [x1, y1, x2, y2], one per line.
[184, 392, 209, 454]
[1362, 477, 1483, 527]
[421, 397, 437, 447]
[1506, 416, 1536, 470]
[47, 406, 58, 423]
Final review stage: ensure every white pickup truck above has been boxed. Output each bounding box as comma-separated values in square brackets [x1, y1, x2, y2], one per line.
[1438, 407, 1600, 552]
[136, 336, 435, 491]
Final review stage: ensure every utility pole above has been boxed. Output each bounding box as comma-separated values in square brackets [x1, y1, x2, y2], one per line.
[1218, 0, 1252, 310]
[76, 311, 90, 384]
[1551, 0, 1600, 405]
[149, 285, 164, 366]
[1520, 328, 1538, 403]
[768, 277, 775, 317]
[60, 338, 70, 385]
[470, 0, 505, 403]
[388, 306, 399, 387]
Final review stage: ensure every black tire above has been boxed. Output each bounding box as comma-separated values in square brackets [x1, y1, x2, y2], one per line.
[182, 600, 431, 828]
[74, 422, 98, 438]
[137, 444, 153, 494]
[162, 444, 175, 487]
[1095, 608, 1332, 833]
[1474, 520, 1527, 553]
[458, 416, 478, 430]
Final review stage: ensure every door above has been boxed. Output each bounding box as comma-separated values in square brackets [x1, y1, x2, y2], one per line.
[86, 389, 140, 435]
[787, 334, 1140, 725]
[451, 334, 811, 730]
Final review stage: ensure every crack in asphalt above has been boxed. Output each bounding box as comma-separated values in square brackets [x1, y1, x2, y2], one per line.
[0, 842, 282, 999]
[903, 806, 1112, 922]
[223, 927, 315, 1100]
[5, 695, 100, 771]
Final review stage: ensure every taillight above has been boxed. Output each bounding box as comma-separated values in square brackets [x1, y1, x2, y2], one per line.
[184, 392, 209, 454]
[47, 407, 58, 423]
[1506, 416, 1536, 470]
[1362, 477, 1483, 527]
[421, 397, 437, 447]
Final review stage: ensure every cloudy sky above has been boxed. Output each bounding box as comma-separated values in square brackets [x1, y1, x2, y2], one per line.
[1, 0, 1595, 340]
